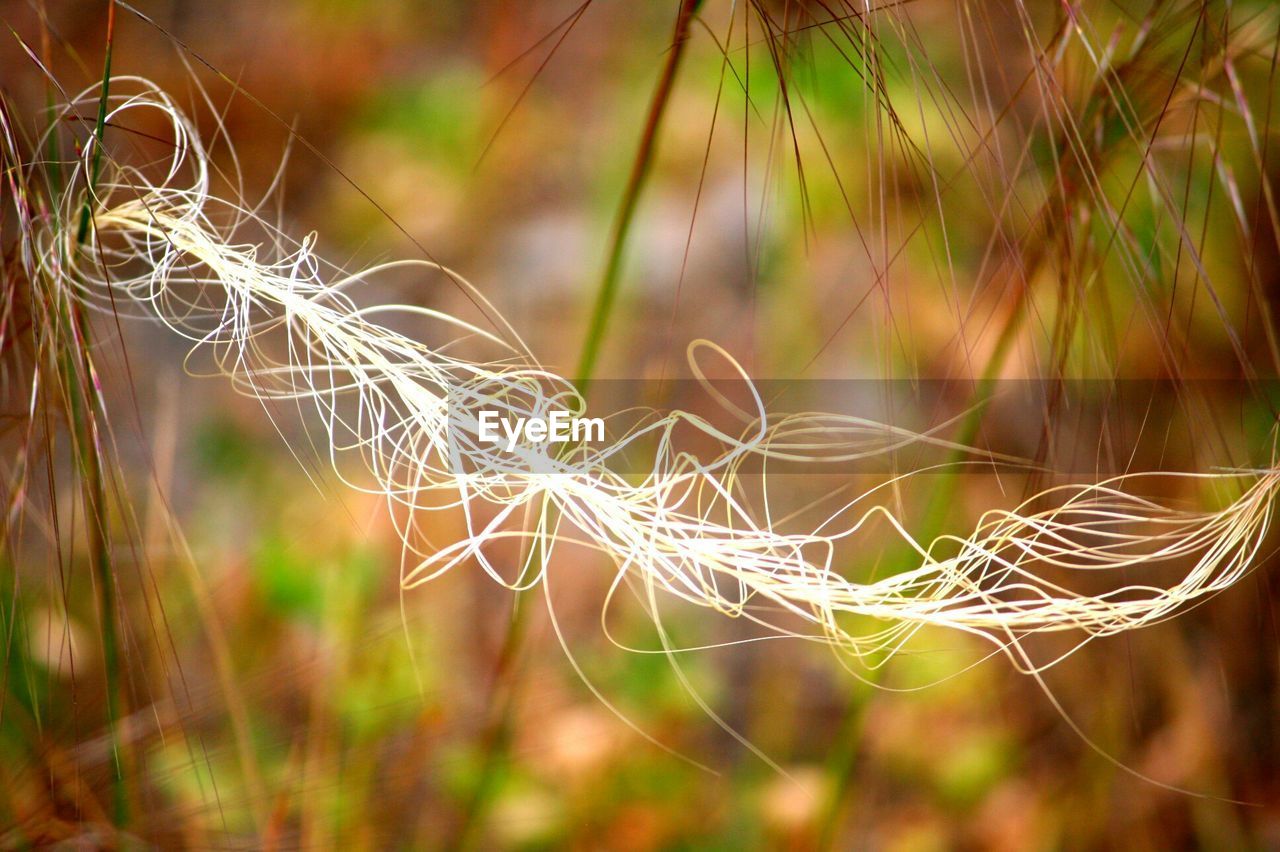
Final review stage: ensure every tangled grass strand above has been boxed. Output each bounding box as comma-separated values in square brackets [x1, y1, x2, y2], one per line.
[32, 79, 1280, 676]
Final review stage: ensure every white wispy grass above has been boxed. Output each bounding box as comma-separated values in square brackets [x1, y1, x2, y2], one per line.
[42, 79, 1280, 675]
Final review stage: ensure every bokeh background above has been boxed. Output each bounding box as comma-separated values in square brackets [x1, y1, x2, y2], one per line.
[3, 0, 1280, 847]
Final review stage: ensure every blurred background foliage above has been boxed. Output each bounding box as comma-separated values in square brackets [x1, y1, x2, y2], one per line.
[2, 0, 1280, 847]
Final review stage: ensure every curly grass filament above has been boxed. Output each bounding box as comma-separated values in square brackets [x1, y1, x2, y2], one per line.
[43, 79, 1280, 679]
